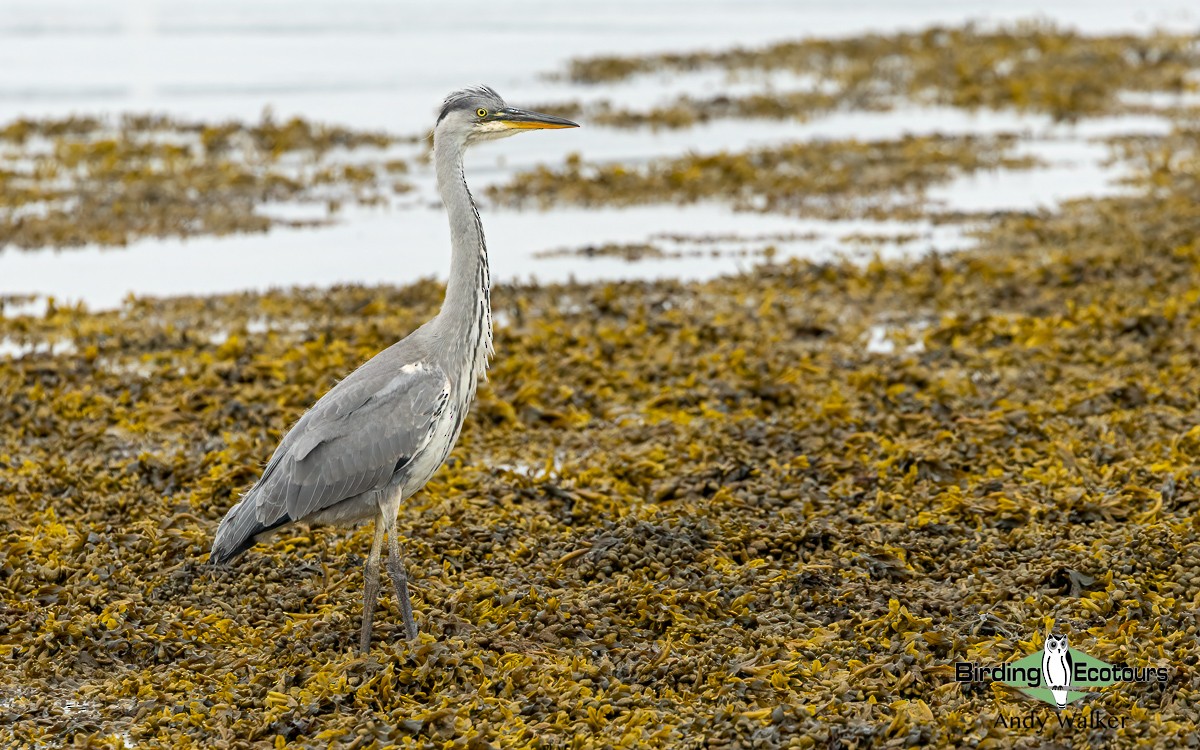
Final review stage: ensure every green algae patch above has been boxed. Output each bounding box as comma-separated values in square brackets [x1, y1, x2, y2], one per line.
[2, 132, 1200, 747]
[562, 23, 1200, 123]
[0, 114, 411, 251]
[488, 134, 1040, 219]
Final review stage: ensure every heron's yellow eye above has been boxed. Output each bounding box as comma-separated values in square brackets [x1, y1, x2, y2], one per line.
[476, 108, 488, 118]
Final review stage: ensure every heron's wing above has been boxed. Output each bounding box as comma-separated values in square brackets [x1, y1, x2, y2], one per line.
[252, 361, 451, 523]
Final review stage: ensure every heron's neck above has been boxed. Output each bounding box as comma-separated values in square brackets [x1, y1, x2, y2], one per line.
[433, 138, 493, 375]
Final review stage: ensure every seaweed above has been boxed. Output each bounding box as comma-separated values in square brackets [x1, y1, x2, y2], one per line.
[1, 123, 1198, 746]
[488, 135, 1040, 220]
[3, 19, 1200, 750]
[0, 114, 410, 251]
[562, 23, 1200, 123]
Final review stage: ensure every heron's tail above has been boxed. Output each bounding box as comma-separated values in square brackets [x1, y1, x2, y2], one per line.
[210, 497, 290, 565]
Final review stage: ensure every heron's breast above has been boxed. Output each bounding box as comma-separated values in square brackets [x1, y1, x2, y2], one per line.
[398, 393, 471, 494]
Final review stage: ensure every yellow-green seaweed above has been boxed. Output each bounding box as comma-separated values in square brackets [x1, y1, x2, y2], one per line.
[1, 127, 1198, 747]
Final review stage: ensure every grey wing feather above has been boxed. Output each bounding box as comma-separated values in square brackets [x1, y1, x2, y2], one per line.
[252, 361, 451, 523]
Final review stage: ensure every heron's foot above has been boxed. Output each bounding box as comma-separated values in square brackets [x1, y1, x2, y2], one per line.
[359, 613, 373, 654]
[400, 592, 418, 642]
[360, 520, 385, 653]
[384, 523, 419, 641]
[386, 553, 419, 641]
[360, 569, 379, 653]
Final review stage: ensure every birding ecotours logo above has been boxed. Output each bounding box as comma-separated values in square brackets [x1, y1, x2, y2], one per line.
[954, 629, 1168, 710]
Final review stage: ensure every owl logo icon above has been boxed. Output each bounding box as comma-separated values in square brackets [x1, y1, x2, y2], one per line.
[1042, 633, 1073, 708]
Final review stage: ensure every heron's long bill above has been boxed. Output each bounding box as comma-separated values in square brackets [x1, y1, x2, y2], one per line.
[498, 108, 579, 130]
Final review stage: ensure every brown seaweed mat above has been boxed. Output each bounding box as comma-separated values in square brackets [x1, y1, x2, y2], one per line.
[2, 163, 1199, 746]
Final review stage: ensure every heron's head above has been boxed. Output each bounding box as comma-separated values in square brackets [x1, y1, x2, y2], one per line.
[435, 85, 578, 149]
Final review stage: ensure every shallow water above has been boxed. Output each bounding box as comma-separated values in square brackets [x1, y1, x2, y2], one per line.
[0, 205, 863, 311]
[0, 130, 1155, 312]
[0, 0, 1196, 310]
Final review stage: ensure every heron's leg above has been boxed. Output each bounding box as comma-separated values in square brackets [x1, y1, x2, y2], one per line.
[359, 514, 386, 654]
[382, 507, 418, 640]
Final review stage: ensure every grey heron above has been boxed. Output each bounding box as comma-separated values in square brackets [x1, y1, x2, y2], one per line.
[210, 86, 577, 652]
